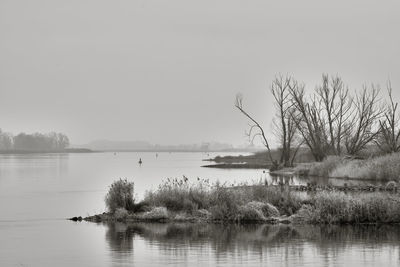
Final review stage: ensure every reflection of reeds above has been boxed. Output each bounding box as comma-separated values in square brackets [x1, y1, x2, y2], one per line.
[105, 222, 135, 252]
[104, 222, 400, 259]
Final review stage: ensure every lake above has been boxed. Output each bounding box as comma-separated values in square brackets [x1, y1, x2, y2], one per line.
[0, 152, 398, 266]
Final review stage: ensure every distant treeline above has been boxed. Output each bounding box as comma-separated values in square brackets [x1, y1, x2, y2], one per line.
[0, 129, 69, 152]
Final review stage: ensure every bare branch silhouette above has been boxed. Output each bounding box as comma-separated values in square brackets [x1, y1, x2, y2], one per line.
[375, 81, 400, 153]
[235, 94, 276, 167]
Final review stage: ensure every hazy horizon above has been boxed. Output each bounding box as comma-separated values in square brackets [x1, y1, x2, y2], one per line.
[1, 0, 399, 146]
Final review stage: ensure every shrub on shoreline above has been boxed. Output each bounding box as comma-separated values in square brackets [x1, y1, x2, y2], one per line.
[105, 179, 135, 213]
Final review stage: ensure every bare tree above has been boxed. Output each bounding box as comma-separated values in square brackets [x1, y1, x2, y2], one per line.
[315, 74, 352, 155]
[235, 94, 277, 168]
[375, 81, 400, 153]
[344, 85, 383, 155]
[236, 74, 390, 164]
[289, 81, 328, 161]
[289, 74, 374, 160]
[271, 75, 301, 167]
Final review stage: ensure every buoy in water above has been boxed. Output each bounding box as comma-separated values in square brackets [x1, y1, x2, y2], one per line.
[138, 158, 143, 165]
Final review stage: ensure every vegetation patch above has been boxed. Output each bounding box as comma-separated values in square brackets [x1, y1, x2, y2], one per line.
[298, 192, 400, 224]
[330, 153, 400, 181]
[237, 201, 280, 223]
[139, 207, 169, 221]
[81, 177, 400, 225]
[105, 179, 135, 213]
[308, 156, 346, 177]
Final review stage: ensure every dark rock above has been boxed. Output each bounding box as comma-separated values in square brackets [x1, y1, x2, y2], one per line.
[69, 216, 82, 222]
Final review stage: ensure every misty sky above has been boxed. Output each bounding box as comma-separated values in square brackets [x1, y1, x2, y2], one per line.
[1, 0, 399, 146]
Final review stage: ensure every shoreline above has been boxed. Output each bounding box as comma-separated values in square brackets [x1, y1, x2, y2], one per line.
[206, 153, 400, 184]
[0, 148, 94, 154]
[75, 211, 295, 225]
[202, 163, 269, 169]
[74, 204, 400, 225]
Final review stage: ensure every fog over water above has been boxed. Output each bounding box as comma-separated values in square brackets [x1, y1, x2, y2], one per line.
[1, 0, 399, 146]
[1, 1, 400, 266]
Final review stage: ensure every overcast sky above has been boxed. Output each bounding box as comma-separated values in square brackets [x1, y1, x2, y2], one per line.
[1, 0, 399, 146]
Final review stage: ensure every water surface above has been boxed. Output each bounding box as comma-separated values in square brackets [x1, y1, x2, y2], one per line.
[0, 152, 263, 220]
[0, 152, 398, 266]
[1, 220, 399, 267]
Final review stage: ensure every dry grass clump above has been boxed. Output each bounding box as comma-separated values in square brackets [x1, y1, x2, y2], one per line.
[114, 208, 129, 221]
[144, 178, 305, 220]
[330, 153, 400, 181]
[303, 152, 400, 181]
[144, 177, 212, 212]
[293, 163, 315, 176]
[246, 184, 306, 215]
[208, 183, 249, 221]
[308, 156, 345, 177]
[299, 191, 400, 224]
[239, 201, 279, 221]
[237, 202, 266, 222]
[140, 207, 169, 221]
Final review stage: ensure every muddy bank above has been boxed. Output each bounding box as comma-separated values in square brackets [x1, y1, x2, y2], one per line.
[73, 203, 296, 225]
[202, 149, 314, 169]
[202, 163, 269, 169]
[232, 183, 399, 192]
[202, 152, 273, 169]
[81, 212, 293, 224]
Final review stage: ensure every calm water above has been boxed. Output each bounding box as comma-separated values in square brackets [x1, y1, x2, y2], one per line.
[0, 152, 398, 266]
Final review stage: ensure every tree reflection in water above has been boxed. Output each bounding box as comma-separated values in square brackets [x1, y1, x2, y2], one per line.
[104, 222, 400, 266]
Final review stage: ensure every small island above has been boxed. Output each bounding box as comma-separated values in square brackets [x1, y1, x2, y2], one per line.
[76, 173, 400, 225]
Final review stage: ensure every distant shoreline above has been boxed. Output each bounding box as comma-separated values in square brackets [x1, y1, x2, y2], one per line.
[0, 149, 257, 154]
[0, 148, 94, 154]
[81, 149, 259, 153]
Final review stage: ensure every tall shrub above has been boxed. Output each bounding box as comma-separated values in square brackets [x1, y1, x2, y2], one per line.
[105, 179, 135, 213]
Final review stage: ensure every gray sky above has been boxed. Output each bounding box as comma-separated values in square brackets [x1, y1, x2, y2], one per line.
[1, 0, 399, 146]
